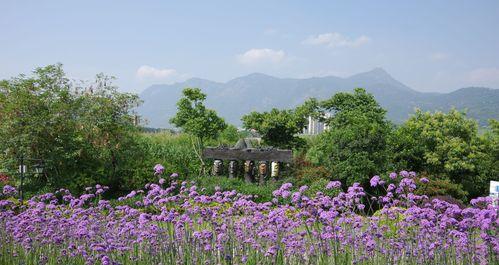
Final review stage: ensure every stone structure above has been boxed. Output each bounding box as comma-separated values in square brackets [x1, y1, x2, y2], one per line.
[203, 139, 292, 185]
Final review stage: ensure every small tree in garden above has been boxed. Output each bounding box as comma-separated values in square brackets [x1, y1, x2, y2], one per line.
[242, 98, 321, 149]
[170, 88, 227, 172]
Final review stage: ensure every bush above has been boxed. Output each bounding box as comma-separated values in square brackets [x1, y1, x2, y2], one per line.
[121, 132, 202, 192]
[0, 64, 141, 195]
[389, 110, 495, 198]
[192, 175, 282, 203]
[415, 176, 468, 202]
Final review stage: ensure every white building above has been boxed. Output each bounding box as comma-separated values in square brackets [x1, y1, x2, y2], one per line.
[303, 113, 332, 135]
[490, 181, 499, 205]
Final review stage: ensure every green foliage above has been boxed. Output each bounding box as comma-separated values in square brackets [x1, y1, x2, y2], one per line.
[192, 175, 281, 203]
[372, 207, 406, 239]
[0, 64, 141, 194]
[169, 88, 227, 174]
[2, 66, 497, 203]
[170, 88, 226, 144]
[292, 153, 331, 188]
[415, 176, 468, 201]
[307, 88, 391, 186]
[389, 109, 495, 198]
[241, 98, 320, 149]
[215, 124, 241, 146]
[302, 178, 341, 198]
[479, 119, 499, 187]
[122, 132, 201, 190]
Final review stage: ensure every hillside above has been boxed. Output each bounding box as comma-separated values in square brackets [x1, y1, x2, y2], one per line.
[137, 68, 499, 128]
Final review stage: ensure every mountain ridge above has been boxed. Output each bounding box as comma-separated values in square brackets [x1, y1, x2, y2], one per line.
[137, 68, 499, 128]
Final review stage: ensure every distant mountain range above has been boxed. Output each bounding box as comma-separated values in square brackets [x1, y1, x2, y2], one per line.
[137, 68, 499, 128]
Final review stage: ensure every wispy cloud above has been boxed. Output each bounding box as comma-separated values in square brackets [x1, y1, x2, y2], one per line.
[136, 65, 180, 79]
[264, 28, 278, 36]
[429, 52, 450, 61]
[302, 32, 370, 48]
[298, 70, 350, 79]
[237, 48, 286, 65]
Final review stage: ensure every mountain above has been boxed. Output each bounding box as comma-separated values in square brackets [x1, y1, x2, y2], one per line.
[137, 69, 499, 128]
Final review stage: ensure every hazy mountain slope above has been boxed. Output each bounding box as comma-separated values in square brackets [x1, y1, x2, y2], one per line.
[418, 87, 499, 123]
[137, 69, 499, 128]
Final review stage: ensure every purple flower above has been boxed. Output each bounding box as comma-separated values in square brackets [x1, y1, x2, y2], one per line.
[0, 163, 496, 264]
[326, 181, 341, 190]
[420, 177, 429, 184]
[389, 172, 397, 179]
[370, 175, 381, 187]
[281, 183, 293, 190]
[2, 185, 17, 196]
[101, 255, 111, 265]
[399, 170, 409, 178]
[153, 164, 165, 175]
[299, 186, 308, 193]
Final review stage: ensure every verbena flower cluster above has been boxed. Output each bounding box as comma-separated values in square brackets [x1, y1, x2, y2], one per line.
[0, 171, 497, 265]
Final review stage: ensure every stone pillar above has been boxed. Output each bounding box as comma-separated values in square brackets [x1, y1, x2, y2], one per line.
[212, 159, 223, 176]
[258, 161, 268, 186]
[271, 161, 279, 181]
[244, 161, 254, 183]
[228, 160, 237, 179]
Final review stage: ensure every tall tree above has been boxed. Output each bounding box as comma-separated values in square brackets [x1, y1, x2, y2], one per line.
[307, 88, 391, 186]
[0, 64, 141, 193]
[170, 88, 226, 172]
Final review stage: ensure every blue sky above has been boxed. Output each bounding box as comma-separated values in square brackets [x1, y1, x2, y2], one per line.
[1, 0, 499, 93]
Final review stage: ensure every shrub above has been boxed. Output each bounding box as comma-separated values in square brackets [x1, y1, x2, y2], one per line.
[414, 175, 468, 202]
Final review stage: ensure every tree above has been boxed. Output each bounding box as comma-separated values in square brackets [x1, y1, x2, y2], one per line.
[74, 74, 142, 191]
[480, 119, 499, 192]
[242, 98, 320, 149]
[390, 109, 496, 198]
[170, 88, 226, 172]
[0, 64, 141, 193]
[217, 124, 241, 145]
[307, 88, 391, 186]
[484, 119, 499, 167]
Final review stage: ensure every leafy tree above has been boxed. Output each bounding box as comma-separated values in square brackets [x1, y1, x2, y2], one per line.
[0, 64, 141, 194]
[479, 119, 499, 194]
[390, 109, 495, 198]
[241, 98, 320, 149]
[170, 88, 226, 143]
[307, 88, 391, 186]
[484, 119, 499, 170]
[73, 74, 142, 191]
[170, 88, 226, 172]
[216, 124, 241, 145]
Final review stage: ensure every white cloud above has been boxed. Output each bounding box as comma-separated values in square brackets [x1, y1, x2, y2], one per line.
[299, 70, 350, 79]
[237, 48, 286, 65]
[136, 65, 178, 79]
[264, 28, 278, 35]
[303, 32, 371, 48]
[468, 68, 499, 87]
[430, 52, 450, 61]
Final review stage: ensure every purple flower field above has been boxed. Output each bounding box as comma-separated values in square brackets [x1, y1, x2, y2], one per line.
[0, 171, 497, 265]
